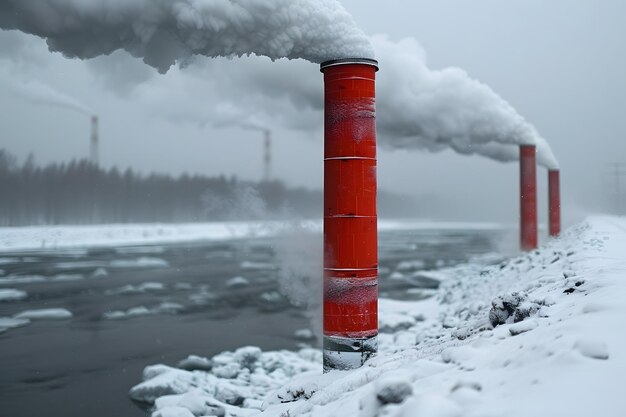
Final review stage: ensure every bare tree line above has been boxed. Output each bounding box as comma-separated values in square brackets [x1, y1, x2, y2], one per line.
[0, 150, 417, 226]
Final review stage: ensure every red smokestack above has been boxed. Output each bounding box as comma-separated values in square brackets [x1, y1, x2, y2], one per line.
[520, 145, 538, 250]
[548, 169, 561, 237]
[320, 58, 378, 371]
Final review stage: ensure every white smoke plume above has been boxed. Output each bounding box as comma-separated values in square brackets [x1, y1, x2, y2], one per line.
[1, 76, 93, 116]
[128, 37, 560, 169]
[0, 0, 373, 73]
[0, 3, 559, 168]
[372, 36, 559, 169]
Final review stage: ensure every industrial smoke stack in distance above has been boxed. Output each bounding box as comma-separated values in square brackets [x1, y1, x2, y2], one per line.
[263, 129, 271, 182]
[520, 145, 538, 250]
[548, 169, 561, 237]
[90, 115, 99, 166]
[321, 58, 379, 371]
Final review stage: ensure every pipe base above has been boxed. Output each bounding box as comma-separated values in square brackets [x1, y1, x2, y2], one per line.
[323, 335, 377, 372]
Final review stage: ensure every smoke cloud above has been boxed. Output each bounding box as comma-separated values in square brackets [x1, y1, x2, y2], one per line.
[128, 37, 559, 169]
[0, 0, 373, 72]
[0, 2, 558, 168]
[1, 76, 93, 116]
[372, 36, 559, 169]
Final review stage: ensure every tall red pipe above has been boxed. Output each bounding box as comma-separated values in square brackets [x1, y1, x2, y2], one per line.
[548, 169, 561, 236]
[520, 145, 538, 250]
[321, 58, 378, 371]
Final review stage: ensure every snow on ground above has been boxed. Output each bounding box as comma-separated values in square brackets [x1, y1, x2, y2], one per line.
[0, 220, 501, 252]
[129, 216, 626, 417]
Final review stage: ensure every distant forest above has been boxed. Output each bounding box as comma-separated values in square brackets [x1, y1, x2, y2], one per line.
[0, 150, 417, 226]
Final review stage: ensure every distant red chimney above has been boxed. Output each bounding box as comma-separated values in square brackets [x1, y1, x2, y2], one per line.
[520, 145, 537, 250]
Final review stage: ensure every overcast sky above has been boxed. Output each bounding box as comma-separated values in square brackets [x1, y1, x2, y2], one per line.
[1, 0, 624, 223]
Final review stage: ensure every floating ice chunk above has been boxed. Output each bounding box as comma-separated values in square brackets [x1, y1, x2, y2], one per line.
[14, 308, 72, 320]
[104, 306, 151, 320]
[91, 268, 109, 278]
[107, 282, 165, 294]
[0, 316, 30, 329]
[0, 288, 27, 301]
[0, 275, 46, 284]
[240, 261, 275, 270]
[188, 290, 216, 305]
[397, 260, 425, 271]
[226, 276, 250, 287]
[51, 274, 83, 282]
[574, 338, 609, 360]
[259, 291, 282, 302]
[509, 319, 538, 336]
[294, 329, 315, 340]
[389, 271, 405, 280]
[110, 257, 169, 268]
[104, 302, 183, 320]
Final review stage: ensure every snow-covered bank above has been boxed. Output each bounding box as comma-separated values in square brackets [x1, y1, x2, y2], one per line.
[130, 216, 626, 417]
[0, 220, 502, 252]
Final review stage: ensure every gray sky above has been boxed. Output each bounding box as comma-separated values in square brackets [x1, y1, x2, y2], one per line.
[1, 0, 624, 223]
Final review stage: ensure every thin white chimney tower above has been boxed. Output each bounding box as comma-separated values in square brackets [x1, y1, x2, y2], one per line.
[263, 129, 271, 182]
[90, 115, 99, 166]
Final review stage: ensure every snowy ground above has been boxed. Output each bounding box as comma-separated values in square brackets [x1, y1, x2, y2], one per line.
[129, 216, 626, 417]
[0, 220, 501, 252]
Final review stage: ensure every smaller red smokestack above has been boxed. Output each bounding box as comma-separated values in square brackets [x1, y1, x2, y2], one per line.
[548, 169, 561, 236]
[520, 145, 537, 250]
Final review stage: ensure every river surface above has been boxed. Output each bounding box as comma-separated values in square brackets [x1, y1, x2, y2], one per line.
[0, 225, 503, 417]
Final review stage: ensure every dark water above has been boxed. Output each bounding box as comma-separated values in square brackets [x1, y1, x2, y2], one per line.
[0, 226, 502, 417]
